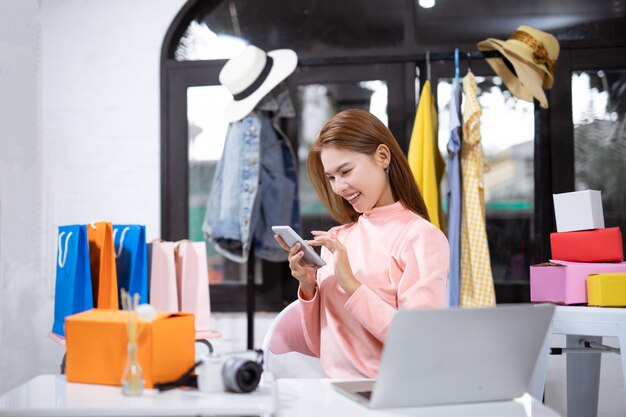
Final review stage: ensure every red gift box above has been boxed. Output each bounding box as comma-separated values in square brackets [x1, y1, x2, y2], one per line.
[550, 227, 623, 263]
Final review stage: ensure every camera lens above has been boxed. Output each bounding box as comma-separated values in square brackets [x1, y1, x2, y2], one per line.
[221, 357, 262, 393]
[240, 368, 257, 386]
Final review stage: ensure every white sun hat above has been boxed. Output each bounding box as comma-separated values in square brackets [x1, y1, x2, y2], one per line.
[219, 45, 298, 123]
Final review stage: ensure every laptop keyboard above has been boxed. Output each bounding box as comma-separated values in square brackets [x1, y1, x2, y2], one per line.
[355, 390, 373, 400]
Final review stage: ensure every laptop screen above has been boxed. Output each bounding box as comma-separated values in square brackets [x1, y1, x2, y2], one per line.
[368, 304, 554, 408]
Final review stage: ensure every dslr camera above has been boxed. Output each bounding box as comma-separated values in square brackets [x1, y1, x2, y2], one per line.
[197, 350, 263, 393]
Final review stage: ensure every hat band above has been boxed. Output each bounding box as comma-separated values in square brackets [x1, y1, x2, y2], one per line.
[509, 30, 555, 76]
[233, 56, 274, 102]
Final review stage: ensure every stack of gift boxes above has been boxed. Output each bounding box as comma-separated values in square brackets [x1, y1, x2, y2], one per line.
[530, 190, 626, 306]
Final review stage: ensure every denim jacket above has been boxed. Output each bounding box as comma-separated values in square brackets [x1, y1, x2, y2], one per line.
[203, 102, 299, 263]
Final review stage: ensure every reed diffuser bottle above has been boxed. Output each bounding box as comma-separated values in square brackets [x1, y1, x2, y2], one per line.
[121, 290, 144, 396]
[121, 339, 144, 396]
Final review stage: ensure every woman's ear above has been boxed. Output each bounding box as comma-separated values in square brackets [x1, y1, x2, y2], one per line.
[375, 144, 391, 166]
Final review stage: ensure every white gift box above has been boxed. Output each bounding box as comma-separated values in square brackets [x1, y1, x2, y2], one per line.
[553, 190, 605, 232]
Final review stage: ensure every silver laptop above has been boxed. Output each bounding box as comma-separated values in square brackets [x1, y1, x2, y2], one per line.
[332, 304, 555, 409]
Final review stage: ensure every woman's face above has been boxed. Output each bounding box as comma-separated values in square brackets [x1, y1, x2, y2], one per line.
[320, 146, 394, 213]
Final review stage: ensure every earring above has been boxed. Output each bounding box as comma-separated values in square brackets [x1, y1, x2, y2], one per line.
[384, 165, 389, 173]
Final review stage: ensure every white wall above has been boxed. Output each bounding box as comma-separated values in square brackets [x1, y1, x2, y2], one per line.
[40, 0, 184, 242]
[0, 0, 188, 394]
[0, 0, 49, 395]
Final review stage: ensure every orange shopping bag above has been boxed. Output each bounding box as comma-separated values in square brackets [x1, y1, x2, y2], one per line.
[148, 240, 179, 312]
[175, 240, 220, 338]
[87, 222, 119, 309]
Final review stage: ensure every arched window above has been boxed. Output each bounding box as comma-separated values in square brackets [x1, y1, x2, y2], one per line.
[161, 0, 626, 312]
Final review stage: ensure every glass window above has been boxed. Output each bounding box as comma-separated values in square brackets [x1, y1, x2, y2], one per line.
[175, 0, 405, 61]
[436, 76, 535, 282]
[572, 70, 626, 248]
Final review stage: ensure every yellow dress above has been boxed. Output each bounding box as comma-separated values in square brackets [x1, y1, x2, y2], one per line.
[407, 80, 445, 231]
[460, 72, 496, 307]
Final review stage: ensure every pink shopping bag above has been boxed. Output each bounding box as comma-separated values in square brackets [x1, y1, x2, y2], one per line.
[148, 240, 179, 312]
[175, 240, 220, 338]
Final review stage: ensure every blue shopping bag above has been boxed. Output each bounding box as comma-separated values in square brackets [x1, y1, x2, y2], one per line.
[51, 225, 94, 338]
[113, 225, 148, 306]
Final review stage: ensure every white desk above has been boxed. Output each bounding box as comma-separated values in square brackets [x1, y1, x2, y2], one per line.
[275, 379, 560, 417]
[0, 375, 561, 417]
[0, 374, 273, 416]
[529, 306, 626, 417]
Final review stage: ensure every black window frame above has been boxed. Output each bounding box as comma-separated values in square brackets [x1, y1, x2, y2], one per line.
[161, 1, 626, 311]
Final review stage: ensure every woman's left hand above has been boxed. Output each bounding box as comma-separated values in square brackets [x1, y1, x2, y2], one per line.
[308, 230, 361, 296]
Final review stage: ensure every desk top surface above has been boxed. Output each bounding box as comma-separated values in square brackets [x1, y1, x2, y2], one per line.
[276, 379, 560, 417]
[0, 374, 273, 416]
[550, 306, 626, 337]
[554, 306, 626, 320]
[0, 375, 561, 417]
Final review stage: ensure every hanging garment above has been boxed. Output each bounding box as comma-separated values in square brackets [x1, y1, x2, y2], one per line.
[203, 115, 260, 263]
[446, 78, 463, 307]
[203, 107, 299, 263]
[408, 80, 445, 231]
[259, 84, 301, 237]
[254, 83, 301, 250]
[459, 72, 496, 307]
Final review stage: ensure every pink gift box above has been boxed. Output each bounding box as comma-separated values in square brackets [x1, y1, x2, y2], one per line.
[530, 260, 626, 304]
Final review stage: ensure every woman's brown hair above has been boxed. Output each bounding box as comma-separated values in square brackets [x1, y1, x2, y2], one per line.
[307, 109, 430, 224]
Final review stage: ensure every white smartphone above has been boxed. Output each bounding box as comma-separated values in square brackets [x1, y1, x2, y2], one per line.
[272, 225, 326, 267]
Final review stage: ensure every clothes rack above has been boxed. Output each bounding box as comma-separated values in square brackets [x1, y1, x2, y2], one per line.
[299, 50, 502, 66]
[418, 50, 502, 62]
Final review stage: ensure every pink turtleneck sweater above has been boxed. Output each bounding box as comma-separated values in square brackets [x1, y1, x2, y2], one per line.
[298, 201, 449, 378]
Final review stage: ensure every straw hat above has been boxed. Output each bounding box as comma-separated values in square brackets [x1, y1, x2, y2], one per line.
[219, 45, 298, 122]
[477, 26, 559, 109]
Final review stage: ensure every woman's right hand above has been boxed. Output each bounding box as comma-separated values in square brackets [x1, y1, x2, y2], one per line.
[274, 235, 319, 300]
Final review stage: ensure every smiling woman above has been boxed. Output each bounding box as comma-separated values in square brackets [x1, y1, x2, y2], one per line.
[274, 109, 450, 378]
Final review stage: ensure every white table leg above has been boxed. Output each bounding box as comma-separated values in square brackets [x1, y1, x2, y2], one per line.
[566, 335, 602, 417]
[529, 330, 552, 401]
[618, 323, 626, 396]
